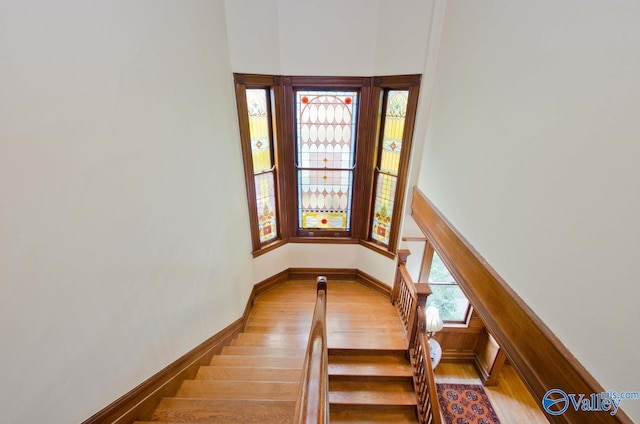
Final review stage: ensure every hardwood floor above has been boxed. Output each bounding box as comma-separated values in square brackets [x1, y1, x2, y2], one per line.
[435, 362, 550, 423]
[137, 278, 418, 423]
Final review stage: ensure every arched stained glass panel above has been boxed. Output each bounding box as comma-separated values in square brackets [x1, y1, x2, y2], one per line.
[296, 90, 358, 230]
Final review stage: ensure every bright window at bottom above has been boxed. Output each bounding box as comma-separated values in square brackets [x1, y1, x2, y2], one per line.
[426, 251, 471, 322]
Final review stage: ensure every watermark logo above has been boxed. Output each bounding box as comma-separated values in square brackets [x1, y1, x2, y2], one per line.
[542, 389, 639, 416]
[542, 389, 570, 415]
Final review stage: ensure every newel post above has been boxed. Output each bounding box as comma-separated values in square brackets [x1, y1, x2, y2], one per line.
[317, 275, 327, 293]
[392, 248, 411, 304]
[409, 282, 433, 351]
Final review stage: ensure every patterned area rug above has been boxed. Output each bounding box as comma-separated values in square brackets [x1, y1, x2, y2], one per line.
[437, 383, 501, 424]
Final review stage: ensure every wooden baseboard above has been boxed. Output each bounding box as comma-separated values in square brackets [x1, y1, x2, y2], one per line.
[288, 268, 391, 300]
[289, 267, 358, 281]
[441, 352, 477, 363]
[356, 269, 391, 299]
[411, 187, 633, 424]
[473, 354, 492, 383]
[81, 318, 243, 424]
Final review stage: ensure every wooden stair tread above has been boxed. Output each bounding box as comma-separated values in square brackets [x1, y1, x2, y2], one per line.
[327, 324, 405, 333]
[246, 310, 313, 319]
[221, 345, 305, 357]
[328, 333, 407, 350]
[244, 324, 311, 334]
[329, 405, 419, 423]
[148, 398, 294, 423]
[329, 354, 412, 377]
[176, 380, 298, 400]
[249, 302, 315, 310]
[210, 355, 304, 368]
[329, 379, 416, 406]
[231, 333, 309, 348]
[195, 366, 301, 381]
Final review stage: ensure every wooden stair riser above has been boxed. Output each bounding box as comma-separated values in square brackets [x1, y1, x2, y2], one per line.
[220, 345, 305, 357]
[195, 366, 301, 382]
[176, 380, 298, 400]
[210, 355, 304, 368]
[329, 403, 419, 423]
[147, 398, 294, 423]
[329, 378, 417, 406]
[329, 354, 413, 378]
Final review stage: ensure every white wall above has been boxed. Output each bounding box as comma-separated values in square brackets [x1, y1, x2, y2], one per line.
[224, 0, 433, 76]
[252, 243, 396, 289]
[417, 0, 640, 420]
[0, 1, 254, 423]
[225, 0, 433, 287]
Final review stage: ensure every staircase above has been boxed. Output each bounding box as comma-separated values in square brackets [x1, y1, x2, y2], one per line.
[135, 279, 419, 423]
[329, 349, 418, 423]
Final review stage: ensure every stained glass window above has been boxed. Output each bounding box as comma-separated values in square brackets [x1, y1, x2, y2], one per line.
[371, 90, 409, 245]
[255, 173, 277, 242]
[246, 89, 278, 243]
[296, 91, 358, 230]
[235, 74, 420, 255]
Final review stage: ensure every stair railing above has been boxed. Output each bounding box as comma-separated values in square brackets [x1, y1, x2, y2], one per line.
[392, 249, 442, 424]
[294, 276, 329, 424]
[411, 305, 442, 424]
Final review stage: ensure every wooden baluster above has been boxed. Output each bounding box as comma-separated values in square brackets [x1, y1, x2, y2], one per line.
[413, 305, 442, 424]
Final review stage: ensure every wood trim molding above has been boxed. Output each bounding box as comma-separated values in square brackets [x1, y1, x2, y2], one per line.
[81, 318, 243, 424]
[251, 239, 288, 258]
[356, 269, 392, 299]
[441, 351, 477, 363]
[289, 267, 358, 281]
[411, 187, 633, 424]
[359, 239, 397, 259]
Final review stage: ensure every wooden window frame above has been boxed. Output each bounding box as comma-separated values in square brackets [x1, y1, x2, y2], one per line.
[234, 74, 421, 258]
[363, 75, 421, 257]
[422, 240, 473, 325]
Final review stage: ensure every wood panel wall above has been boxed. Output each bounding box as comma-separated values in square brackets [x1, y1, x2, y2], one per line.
[434, 310, 484, 363]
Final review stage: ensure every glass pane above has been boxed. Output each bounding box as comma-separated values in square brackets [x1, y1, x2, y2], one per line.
[298, 169, 353, 230]
[428, 251, 455, 283]
[379, 90, 408, 176]
[296, 91, 358, 167]
[296, 90, 358, 230]
[246, 89, 272, 173]
[254, 172, 277, 243]
[426, 284, 470, 322]
[370, 173, 397, 244]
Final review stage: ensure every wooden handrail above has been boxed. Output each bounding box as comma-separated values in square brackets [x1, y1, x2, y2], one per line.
[392, 252, 442, 424]
[294, 277, 329, 424]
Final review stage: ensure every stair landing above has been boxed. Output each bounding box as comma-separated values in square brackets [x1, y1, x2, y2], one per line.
[136, 279, 416, 423]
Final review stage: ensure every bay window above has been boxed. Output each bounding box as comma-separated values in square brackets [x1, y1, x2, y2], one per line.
[234, 74, 420, 257]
